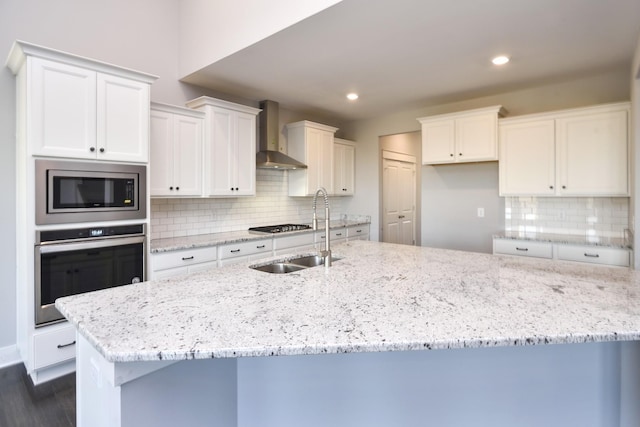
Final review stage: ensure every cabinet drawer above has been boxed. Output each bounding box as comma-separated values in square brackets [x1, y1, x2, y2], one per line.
[316, 228, 347, 243]
[273, 232, 315, 250]
[219, 239, 273, 260]
[557, 245, 630, 267]
[493, 239, 553, 259]
[152, 247, 217, 272]
[347, 225, 369, 239]
[33, 325, 76, 369]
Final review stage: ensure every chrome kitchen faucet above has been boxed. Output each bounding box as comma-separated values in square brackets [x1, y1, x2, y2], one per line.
[312, 187, 332, 267]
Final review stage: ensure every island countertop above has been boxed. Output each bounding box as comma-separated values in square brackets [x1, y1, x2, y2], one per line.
[56, 240, 640, 363]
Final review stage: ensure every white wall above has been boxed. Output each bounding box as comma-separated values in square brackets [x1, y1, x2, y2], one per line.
[179, 0, 342, 76]
[632, 32, 640, 268]
[341, 68, 631, 244]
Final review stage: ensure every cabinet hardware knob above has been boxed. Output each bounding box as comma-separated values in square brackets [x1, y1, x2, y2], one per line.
[549, 185, 554, 189]
[57, 341, 76, 349]
[235, 187, 239, 191]
[459, 153, 462, 156]
[90, 147, 95, 152]
[182, 256, 194, 261]
[336, 233, 343, 236]
[562, 185, 566, 189]
[449, 153, 454, 157]
[231, 249, 241, 253]
[99, 148, 105, 153]
[584, 253, 600, 258]
[398, 215, 405, 219]
[516, 247, 529, 252]
[169, 187, 173, 190]
[230, 187, 233, 191]
[256, 245, 266, 249]
[176, 187, 179, 190]
[356, 230, 362, 233]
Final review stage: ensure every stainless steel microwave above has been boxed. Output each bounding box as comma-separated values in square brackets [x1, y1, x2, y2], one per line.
[35, 159, 147, 225]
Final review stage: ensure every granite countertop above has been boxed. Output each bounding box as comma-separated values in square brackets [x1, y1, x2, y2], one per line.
[150, 219, 370, 253]
[56, 240, 640, 363]
[494, 231, 631, 249]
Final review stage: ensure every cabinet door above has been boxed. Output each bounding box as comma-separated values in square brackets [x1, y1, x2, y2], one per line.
[421, 119, 455, 164]
[556, 110, 628, 196]
[206, 107, 234, 195]
[234, 111, 256, 196]
[305, 127, 323, 192]
[499, 120, 555, 195]
[318, 130, 334, 193]
[150, 110, 175, 196]
[30, 57, 97, 158]
[96, 73, 150, 163]
[456, 112, 498, 162]
[173, 114, 203, 196]
[334, 142, 355, 195]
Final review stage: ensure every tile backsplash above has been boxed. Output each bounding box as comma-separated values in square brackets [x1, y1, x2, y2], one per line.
[150, 169, 345, 240]
[504, 196, 629, 238]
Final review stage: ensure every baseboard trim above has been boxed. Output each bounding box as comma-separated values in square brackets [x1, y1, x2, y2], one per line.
[0, 344, 21, 369]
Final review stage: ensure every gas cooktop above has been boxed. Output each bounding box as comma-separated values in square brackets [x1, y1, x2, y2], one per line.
[248, 224, 312, 234]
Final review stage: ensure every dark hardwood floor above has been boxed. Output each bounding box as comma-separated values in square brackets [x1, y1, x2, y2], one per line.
[0, 363, 75, 427]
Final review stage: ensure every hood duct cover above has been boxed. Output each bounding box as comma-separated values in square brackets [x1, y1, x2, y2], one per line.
[256, 100, 307, 170]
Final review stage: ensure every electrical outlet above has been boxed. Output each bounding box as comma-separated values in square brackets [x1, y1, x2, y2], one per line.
[477, 207, 485, 218]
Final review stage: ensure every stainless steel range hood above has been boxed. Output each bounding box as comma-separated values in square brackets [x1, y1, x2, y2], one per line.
[257, 100, 307, 170]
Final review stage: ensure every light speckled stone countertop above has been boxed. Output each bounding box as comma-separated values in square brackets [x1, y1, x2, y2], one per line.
[56, 240, 640, 363]
[150, 220, 369, 253]
[494, 231, 631, 249]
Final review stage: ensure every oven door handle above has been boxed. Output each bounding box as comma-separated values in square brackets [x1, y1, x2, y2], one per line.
[37, 236, 145, 254]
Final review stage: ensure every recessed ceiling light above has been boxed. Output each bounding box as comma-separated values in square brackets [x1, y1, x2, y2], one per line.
[492, 55, 510, 65]
[346, 93, 359, 101]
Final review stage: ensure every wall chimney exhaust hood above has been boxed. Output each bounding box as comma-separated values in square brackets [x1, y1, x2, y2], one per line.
[257, 100, 307, 170]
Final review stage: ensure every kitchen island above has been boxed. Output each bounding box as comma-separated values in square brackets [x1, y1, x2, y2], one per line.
[57, 240, 640, 427]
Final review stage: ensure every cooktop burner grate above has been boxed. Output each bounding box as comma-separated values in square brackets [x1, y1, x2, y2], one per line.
[248, 224, 312, 234]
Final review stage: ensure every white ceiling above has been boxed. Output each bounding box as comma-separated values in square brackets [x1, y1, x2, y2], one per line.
[181, 0, 640, 122]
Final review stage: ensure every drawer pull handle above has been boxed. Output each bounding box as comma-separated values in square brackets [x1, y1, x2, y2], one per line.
[231, 249, 241, 253]
[356, 230, 362, 233]
[336, 233, 343, 236]
[57, 341, 76, 349]
[182, 256, 194, 261]
[584, 253, 600, 258]
[515, 247, 529, 252]
[256, 245, 266, 249]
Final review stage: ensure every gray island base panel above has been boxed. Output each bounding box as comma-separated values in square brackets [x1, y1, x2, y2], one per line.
[57, 240, 640, 427]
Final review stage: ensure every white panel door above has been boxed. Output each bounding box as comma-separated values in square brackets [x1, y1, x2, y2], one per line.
[96, 73, 150, 163]
[455, 112, 497, 162]
[499, 119, 556, 195]
[383, 155, 416, 245]
[30, 57, 96, 158]
[149, 110, 174, 196]
[234, 111, 256, 196]
[174, 114, 203, 196]
[556, 110, 628, 196]
[421, 119, 455, 164]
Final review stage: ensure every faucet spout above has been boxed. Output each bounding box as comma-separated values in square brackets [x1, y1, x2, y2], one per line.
[312, 187, 331, 267]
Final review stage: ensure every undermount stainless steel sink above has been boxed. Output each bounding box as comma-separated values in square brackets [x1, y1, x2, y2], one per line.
[250, 262, 306, 274]
[288, 255, 340, 267]
[250, 255, 341, 274]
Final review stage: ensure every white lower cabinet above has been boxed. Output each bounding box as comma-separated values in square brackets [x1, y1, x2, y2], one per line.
[273, 232, 316, 255]
[32, 323, 76, 369]
[151, 247, 217, 279]
[493, 239, 553, 259]
[218, 239, 274, 266]
[346, 224, 370, 241]
[493, 238, 630, 267]
[556, 245, 630, 267]
[315, 228, 347, 249]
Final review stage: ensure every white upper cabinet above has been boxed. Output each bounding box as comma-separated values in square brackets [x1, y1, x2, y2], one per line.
[6, 42, 156, 163]
[186, 97, 260, 197]
[418, 106, 505, 165]
[499, 102, 629, 197]
[150, 103, 204, 197]
[333, 138, 355, 196]
[287, 121, 338, 196]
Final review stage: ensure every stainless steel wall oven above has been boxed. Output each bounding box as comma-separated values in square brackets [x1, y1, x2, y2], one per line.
[35, 224, 146, 326]
[35, 159, 147, 225]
